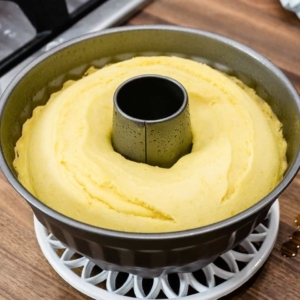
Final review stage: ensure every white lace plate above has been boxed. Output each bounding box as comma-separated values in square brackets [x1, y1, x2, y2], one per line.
[34, 200, 279, 300]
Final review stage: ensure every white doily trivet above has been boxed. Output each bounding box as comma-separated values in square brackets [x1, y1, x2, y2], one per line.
[34, 200, 279, 300]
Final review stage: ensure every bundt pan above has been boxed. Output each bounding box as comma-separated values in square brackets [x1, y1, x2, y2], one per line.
[1, 25, 300, 278]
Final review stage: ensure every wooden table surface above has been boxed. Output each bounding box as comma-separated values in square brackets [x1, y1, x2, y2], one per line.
[1, 0, 300, 299]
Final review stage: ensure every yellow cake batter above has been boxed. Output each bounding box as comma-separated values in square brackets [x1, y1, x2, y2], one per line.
[14, 56, 287, 232]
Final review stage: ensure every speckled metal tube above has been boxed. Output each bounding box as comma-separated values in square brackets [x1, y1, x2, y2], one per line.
[112, 75, 192, 168]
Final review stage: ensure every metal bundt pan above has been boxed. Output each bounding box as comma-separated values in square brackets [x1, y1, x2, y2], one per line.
[1, 25, 300, 277]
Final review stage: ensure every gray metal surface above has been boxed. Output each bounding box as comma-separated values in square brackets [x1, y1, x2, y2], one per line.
[0, 0, 153, 93]
[0, 26, 299, 277]
[65, 0, 90, 13]
[0, 1, 36, 61]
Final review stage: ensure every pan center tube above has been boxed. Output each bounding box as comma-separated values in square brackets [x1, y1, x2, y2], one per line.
[112, 75, 192, 168]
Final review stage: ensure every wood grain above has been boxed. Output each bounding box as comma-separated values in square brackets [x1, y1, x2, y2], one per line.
[1, 0, 300, 299]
